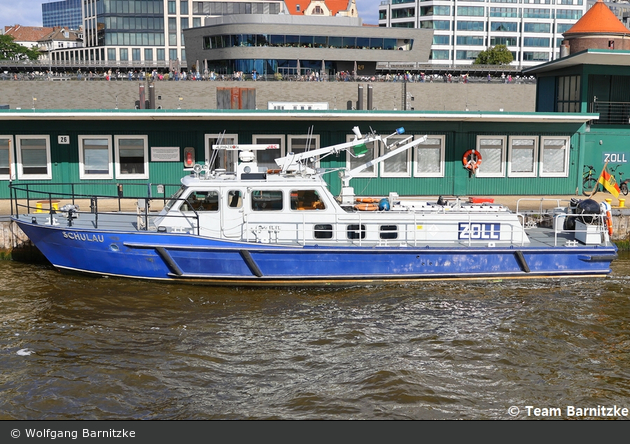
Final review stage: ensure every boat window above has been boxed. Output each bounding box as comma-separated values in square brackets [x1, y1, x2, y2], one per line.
[291, 190, 325, 210]
[314, 224, 333, 239]
[347, 224, 366, 240]
[251, 190, 283, 211]
[228, 190, 243, 208]
[380, 225, 398, 239]
[181, 190, 219, 212]
[164, 186, 186, 212]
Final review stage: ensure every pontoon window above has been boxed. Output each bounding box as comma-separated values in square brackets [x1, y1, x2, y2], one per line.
[0, 136, 12, 179]
[291, 190, 325, 210]
[251, 190, 283, 211]
[346, 134, 377, 177]
[508, 136, 537, 177]
[540, 137, 569, 177]
[381, 135, 411, 177]
[252, 135, 284, 171]
[16, 136, 51, 180]
[79, 136, 112, 179]
[288, 134, 320, 169]
[115, 136, 148, 179]
[476, 136, 506, 177]
[205, 133, 238, 172]
[415, 136, 445, 177]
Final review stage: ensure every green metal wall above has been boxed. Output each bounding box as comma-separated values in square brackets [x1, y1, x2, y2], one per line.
[1, 113, 588, 200]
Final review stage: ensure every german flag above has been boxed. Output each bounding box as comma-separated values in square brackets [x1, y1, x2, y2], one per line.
[599, 166, 621, 198]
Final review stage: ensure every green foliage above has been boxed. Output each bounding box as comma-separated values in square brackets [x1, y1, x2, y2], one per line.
[474, 45, 514, 65]
[0, 34, 41, 61]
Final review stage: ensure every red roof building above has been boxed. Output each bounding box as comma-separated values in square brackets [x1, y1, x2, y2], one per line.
[4, 25, 54, 48]
[283, 0, 357, 17]
[562, 0, 630, 54]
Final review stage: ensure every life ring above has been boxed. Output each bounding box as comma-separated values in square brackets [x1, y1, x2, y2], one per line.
[355, 197, 380, 203]
[463, 150, 482, 170]
[267, 169, 281, 174]
[606, 210, 613, 236]
[354, 203, 378, 211]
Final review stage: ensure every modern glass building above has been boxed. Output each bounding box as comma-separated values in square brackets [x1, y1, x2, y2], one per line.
[378, 0, 587, 68]
[47, 0, 288, 69]
[42, 0, 83, 29]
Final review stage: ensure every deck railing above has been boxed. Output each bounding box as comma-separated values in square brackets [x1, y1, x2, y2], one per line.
[589, 100, 630, 125]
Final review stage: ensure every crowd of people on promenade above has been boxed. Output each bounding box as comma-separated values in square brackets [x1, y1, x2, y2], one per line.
[0, 68, 537, 84]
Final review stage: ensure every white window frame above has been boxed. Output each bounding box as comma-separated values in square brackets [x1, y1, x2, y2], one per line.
[414, 135, 445, 178]
[345, 133, 377, 178]
[252, 134, 285, 171]
[78, 135, 113, 179]
[380, 134, 412, 178]
[288, 134, 321, 168]
[114, 135, 149, 180]
[0, 135, 15, 181]
[16, 135, 51, 180]
[475, 135, 506, 178]
[540, 136, 570, 178]
[508, 136, 538, 178]
[204, 133, 238, 172]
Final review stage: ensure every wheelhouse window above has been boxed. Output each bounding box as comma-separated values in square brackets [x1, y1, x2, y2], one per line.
[79, 136, 112, 179]
[0, 136, 13, 180]
[415, 135, 445, 177]
[251, 190, 283, 211]
[540, 137, 570, 177]
[291, 190, 325, 210]
[181, 190, 219, 212]
[205, 133, 238, 172]
[476, 136, 506, 177]
[115, 136, 148, 179]
[16, 136, 51, 180]
[227, 190, 243, 208]
[380, 134, 411, 178]
[252, 134, 284, 171]
[346, 134, 377, 177]
[288, 134, 320, 169]
[508, 136, 537, 177]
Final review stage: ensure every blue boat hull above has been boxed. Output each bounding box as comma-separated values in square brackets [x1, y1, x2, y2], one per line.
[15, 221, 618, 286]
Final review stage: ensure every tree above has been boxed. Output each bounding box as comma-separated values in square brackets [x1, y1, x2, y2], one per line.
[0, 35, 41, 61]
[474, 45, 513, 65]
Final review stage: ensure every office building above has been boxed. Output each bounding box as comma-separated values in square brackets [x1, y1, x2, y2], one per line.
[378, 0, 587, 68]
[42, 0, 83, 29]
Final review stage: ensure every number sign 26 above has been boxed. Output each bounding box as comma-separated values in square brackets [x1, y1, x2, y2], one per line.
[58, 135, 70, 144]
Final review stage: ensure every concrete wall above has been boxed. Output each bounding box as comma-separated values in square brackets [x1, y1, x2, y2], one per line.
[0, 79, 536, 112]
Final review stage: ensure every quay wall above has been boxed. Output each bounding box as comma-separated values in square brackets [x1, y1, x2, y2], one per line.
[0, 79, 535, 112]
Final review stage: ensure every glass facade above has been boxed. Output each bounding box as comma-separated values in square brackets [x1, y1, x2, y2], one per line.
[42, 0, 83, 28]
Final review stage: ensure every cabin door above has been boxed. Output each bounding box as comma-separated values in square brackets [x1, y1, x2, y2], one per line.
[221, 189, 245, 239]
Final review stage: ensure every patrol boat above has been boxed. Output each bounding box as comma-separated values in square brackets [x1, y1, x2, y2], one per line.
[11, 127, 618, 286]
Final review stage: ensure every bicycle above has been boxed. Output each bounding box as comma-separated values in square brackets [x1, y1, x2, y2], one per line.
[582, 163, 629, 196]
[582, 164, 599, 196]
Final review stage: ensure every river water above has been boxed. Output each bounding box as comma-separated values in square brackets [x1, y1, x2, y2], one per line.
[1, 254, 629, 420]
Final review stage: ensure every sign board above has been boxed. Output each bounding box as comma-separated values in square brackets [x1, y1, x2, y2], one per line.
[58, 135, 70, 144]
[214, 144, 279, 151]
[602, 152, 628, 163]
[151, 146, 180, 162]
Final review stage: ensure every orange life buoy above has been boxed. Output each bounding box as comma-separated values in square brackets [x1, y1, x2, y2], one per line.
[354, 203, 378, 211]
[606, 210, 613, 236]
[355, 197, 380, 203]
[267, 169, 281, 174]
[463, 150, 482, 170]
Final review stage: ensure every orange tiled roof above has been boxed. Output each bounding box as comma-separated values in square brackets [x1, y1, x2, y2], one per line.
[564, 0, 630, 35]
[4, 25, 54, 42]
[283, 0, 352, 16]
